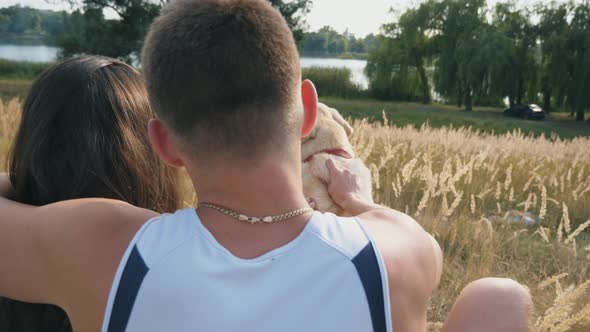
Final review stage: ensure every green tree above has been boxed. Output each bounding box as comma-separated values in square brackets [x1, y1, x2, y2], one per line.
[363, 34, 380, 52]
[301, 31, 329, 55]
[366, 35, 422, 100]
[492, 3, 538, 107]
[538, 2, 590, 121]
[366, 0, 437, 103]
[301, 27, 378, 57]
[305, 26, 350, 55]
[58, 0, 312, 62]
[565, 2, 590, 121]
[0, 13, 9, 33]
[0, 6, 81, 44]
[29, 12, 42, 33]
[538, 3, 571, 113]
[268, 0, 312, 43]
[40, 10, 66, 36]
[7, 7, 29, 33]
[397, 1, 438, 104]
[327, 35, 348, 54]
[348, 37, 366, 53]
[434, 0, 488, 111]
[57, 0, 161, 61]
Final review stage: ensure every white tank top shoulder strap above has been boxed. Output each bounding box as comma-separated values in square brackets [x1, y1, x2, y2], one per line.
[307, 212, 393, 331]
[101, 209, 393, 332]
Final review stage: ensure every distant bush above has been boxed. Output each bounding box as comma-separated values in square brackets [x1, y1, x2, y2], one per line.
[302, 67, 365, 98]
[367, 70, 423, 102]
[473, 95, 505, 108]
[0, 59, 50, 79]
[365, 55, 424, 102]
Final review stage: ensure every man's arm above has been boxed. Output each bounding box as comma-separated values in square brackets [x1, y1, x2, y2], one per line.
[0, 196, 157, 309]
[325, 159, 443, 332]
[359, 208, 442, 332]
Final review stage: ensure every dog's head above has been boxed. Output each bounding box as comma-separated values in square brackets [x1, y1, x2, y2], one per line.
[301, 103, 354, 163]
[300, 103, 373, 215]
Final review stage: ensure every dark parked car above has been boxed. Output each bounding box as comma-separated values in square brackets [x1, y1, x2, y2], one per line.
[503, 104, 545, 120]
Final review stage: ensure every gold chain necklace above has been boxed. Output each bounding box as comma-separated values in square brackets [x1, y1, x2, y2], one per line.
[198, 203, 313, 224]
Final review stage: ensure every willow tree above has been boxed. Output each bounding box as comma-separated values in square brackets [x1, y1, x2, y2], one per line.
[538, 3, 571, 113]
[566, 3, 590, 121]
[268, 0, 313, 44]
[434, 0, 488, 111]
[538, 2, 590, 121]
[366, 0, 438, 103]
[492, 3, 538, 107]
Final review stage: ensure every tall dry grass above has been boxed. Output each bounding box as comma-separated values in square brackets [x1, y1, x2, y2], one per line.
[1, 98, 589, 331]
[351, 114, 590, 331]
[0, 98, 20, 168]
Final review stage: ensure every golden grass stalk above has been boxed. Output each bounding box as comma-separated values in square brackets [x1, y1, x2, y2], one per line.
[538, 273, 569, 290]
[540, 185, 547, 220]
[565, 219, 590, 244]
[563, 202, 572, 234]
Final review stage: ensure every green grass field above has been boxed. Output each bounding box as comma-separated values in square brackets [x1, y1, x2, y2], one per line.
[0, 79, 31, 100]
[321, 97, 590, 140]
[1, 78, 588, 139]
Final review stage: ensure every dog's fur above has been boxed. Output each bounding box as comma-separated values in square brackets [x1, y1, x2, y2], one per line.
[301, 103, 373, 215]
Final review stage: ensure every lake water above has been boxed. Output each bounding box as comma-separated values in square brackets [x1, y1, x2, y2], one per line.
[0, 44, 60, 63]
[0, 44, 369, 88]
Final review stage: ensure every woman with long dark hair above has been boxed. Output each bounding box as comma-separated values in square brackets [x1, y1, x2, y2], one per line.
[0, 55, 181, 332]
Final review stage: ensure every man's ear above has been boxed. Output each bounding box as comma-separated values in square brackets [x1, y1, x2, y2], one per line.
[148, 119, 185, 168]
[301, 79, 318, 139]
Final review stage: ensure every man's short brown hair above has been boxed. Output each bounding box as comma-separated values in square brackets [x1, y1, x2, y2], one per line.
[142, 0, 301, 157]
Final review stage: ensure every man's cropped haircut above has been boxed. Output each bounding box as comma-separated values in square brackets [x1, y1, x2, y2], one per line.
[142, 0, 301, 156]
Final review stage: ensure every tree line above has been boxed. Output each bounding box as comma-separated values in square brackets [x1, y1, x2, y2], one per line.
[3, 1, 590, 121]
[0, 6, 78, 45]
[300, 27, 380, 59]
[367, 0, 590, 121]
[0, 0, 312, 62]
[1, 2, 378, 60]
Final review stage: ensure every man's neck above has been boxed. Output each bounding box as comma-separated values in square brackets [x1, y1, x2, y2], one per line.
[186, 155, 313, 259]
[191, 156, 307, 214]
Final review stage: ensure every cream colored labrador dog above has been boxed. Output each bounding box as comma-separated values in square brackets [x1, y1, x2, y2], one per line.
[302, 103, 373, 215]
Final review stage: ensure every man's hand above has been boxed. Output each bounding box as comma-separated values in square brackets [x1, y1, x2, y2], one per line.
[306, 197, 317, 210]
[0, 173, 13, 198]
[325, 159, 381, 215]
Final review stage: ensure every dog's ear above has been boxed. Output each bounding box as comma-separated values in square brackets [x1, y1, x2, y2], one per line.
[327, 106, 353, 136]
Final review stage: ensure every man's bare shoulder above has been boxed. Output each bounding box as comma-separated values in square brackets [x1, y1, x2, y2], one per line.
[357, 208, 443, 332]
[358, 208, 437, 258]
[359, 209, 441, 275]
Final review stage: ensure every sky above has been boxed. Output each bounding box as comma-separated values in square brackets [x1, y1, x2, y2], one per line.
[1, 0, 575, 37]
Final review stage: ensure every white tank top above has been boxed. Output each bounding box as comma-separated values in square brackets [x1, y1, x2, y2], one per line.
[100, 208, 393, 332]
